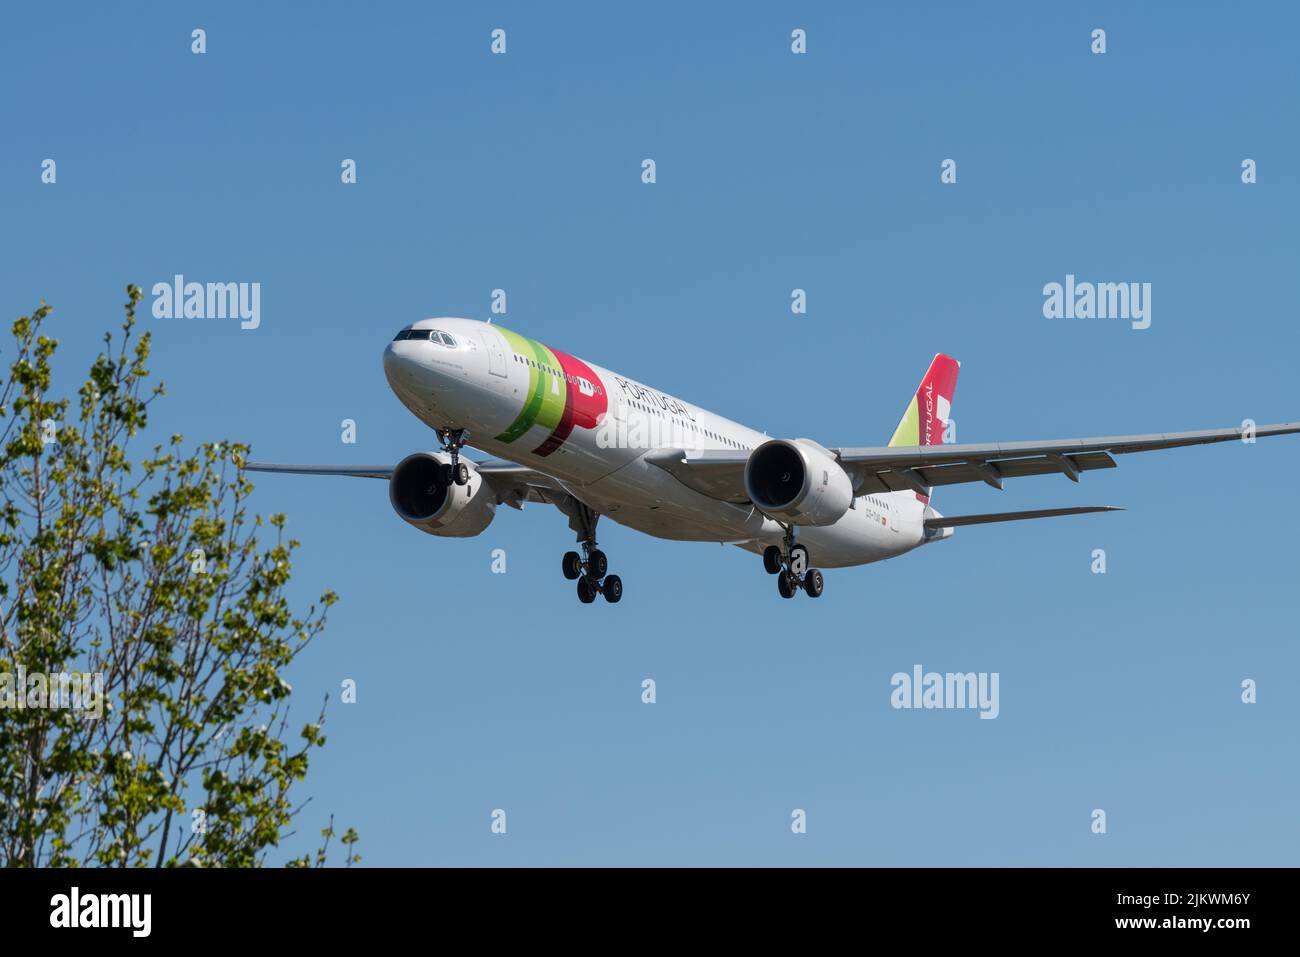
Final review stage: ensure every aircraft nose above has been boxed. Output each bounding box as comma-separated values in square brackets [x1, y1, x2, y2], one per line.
[383, 340, 422, 391]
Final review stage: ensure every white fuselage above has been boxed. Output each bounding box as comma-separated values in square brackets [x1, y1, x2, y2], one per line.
[382, 318, 927, 568]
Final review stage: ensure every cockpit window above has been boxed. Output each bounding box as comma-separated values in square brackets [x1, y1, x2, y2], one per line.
[393, 328, 461, 347]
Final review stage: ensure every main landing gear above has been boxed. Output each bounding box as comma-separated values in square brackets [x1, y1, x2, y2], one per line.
[763, 527, 824, 599]
[562, 541, 622, 604]
[437, 427, 470, 485]
[559, 499, 622, 604]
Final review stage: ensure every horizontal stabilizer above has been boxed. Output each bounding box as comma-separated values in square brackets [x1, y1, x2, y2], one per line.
[923, 506, 1123, 529]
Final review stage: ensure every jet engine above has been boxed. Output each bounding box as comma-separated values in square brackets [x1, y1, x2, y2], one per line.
[388, 452, 496, 537]
[744, 438, 853, 526]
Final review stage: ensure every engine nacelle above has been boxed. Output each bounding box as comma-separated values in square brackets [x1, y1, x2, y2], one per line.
[388, 452, 496, 538]
[744, 438, 853, 526]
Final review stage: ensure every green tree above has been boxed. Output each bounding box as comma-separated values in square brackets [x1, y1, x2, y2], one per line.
[0, 286, 355, 867]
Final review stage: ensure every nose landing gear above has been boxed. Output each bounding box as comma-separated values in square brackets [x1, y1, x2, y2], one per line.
[437, 428, 471, 485]
[763, 528, 824, 599]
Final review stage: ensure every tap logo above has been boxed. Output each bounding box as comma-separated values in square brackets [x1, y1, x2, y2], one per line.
[493, 327, 608, 456]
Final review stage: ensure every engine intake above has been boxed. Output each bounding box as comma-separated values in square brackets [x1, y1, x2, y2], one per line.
[744, 438, 853, 526]
[389, 452, 495, 537]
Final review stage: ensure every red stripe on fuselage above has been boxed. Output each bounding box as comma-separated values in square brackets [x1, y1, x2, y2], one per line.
[531, 347, 606, 457]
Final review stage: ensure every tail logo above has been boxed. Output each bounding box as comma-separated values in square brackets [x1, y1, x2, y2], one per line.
[889, 353, 961, 502]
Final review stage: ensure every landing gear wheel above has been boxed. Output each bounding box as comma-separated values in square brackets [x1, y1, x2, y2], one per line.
[562, 501, 622, 607]
[803, 568, 824, 598]
[768, 526, 813, 599]
[437, 428, 471, 485]
[562, 551, 583, 580]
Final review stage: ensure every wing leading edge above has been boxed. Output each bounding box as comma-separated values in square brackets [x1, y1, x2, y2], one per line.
[244, 458, 564, 509]
[834, 421, 1300, 494]
[649, 421, 1300, 501]
[244, 463, 394, 479]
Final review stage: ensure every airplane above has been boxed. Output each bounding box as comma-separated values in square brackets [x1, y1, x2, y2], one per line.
[248, 318, 1300, 602]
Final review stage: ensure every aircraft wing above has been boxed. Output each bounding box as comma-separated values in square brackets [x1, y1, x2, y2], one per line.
[834, 421, 1300, 494]
[472, 459, 569, 509]
[244, 457, 565, 509]
[923, 506, 1123, 528]
[648, 421, 1300, 501]
[242, 463, 395, 479]
[643, 448, 754, 503]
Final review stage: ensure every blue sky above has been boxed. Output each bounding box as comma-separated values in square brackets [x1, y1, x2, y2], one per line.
[2, 1, 1296, 865]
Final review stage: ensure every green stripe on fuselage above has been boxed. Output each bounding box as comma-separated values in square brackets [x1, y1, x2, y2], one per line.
[493, 327, 565, 445]
[494, 327, 542, 443]
[532, 341, 566, 438]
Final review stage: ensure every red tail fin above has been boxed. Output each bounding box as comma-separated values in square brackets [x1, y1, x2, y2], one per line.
[888, 354, 960, 503]
[888, 354, 959, 448]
